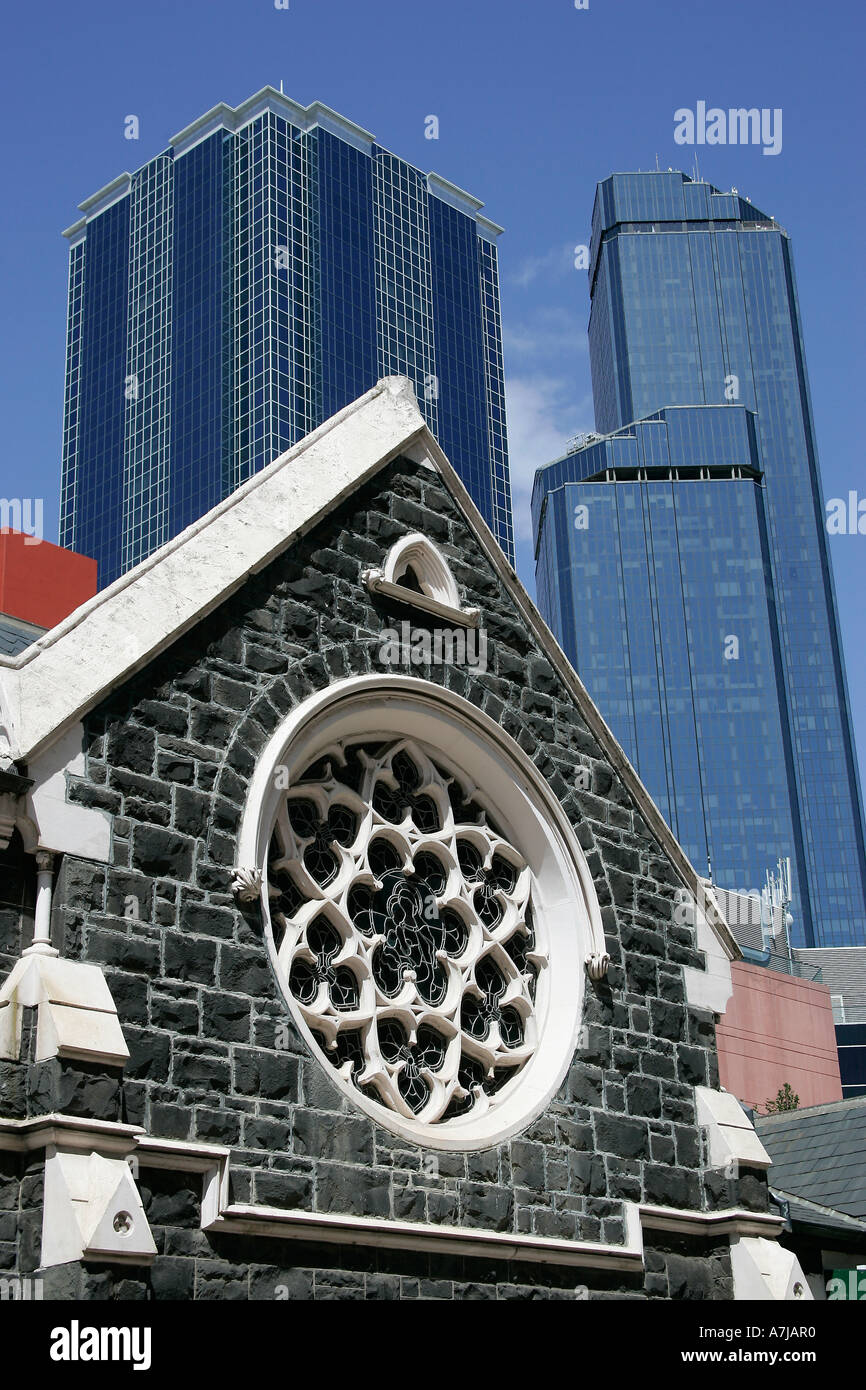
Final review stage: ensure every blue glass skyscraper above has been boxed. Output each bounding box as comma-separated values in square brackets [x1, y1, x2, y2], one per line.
[533, 172, 866, 948]
[60, 88, 513, 587]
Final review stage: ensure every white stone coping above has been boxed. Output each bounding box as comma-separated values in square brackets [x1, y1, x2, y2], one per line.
[0, 956, 130, 1067]
[696, 1085, 773, 1170]
[639, 1203, 784, 1239]
[0, 378, 426, 761]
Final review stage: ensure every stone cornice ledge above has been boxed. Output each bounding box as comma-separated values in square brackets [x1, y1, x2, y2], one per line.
[202, 1201, 646, 1271]
[0, 1113, 144, 1156]
[202, 1201, 786, 1265]
[639, 1203, 785, 1239]
[1, 1120, 786, 1270]
[135, 1137, 785, 1264]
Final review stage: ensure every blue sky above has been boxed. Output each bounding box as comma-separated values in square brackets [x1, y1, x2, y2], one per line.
[2, 0, 865, 771]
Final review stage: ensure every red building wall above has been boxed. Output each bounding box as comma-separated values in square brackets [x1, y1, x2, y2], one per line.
[717, 961, 842, 1110]
[0, 530, 97, 630]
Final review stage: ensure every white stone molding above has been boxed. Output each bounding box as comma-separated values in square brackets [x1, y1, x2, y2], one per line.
[42, 1150, 156, 1267]
[0, 1114, 145, 1156]
[695, 1085, 772, 1171]
[362, 533, 479, 627]
[202, 1196, 643, 1271]
[236, 674, 608, 1150]
[142, 1132, 644, 1270]
[638, 1203, 785, 1239]
[200, 1178, 794, 1283]
[0, 954, 130, 1068]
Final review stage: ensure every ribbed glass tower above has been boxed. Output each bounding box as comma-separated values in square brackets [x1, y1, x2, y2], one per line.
[60, 88, 513, 587]
[533, 172, 866, 948]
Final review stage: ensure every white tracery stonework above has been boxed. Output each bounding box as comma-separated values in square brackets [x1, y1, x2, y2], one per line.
[266, 738, 547, 1126]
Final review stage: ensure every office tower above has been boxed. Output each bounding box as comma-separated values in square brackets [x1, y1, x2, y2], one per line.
[60, 88, 512, 587]
[533, 172, 866, 947]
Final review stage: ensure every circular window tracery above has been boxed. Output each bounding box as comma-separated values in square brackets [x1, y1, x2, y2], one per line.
[239, 676, 606, 1150]
[267, 738, 546, 1126]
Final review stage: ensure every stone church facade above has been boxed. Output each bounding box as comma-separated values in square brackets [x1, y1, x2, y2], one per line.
[0, 379, 807, 1300]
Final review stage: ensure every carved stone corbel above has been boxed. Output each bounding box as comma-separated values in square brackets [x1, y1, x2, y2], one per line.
[232, 866, 263, 902]
[585, 952, 611, 981]
[0, 768, 35, 852]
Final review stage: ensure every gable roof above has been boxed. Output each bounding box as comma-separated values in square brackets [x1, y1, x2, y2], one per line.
[0, 376, 738, 959]
[0, 377, 426, 761]
[756, 1097, 866, 1220]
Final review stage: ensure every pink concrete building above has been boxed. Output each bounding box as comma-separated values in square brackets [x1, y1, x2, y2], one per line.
[716, 960, 842, 1111]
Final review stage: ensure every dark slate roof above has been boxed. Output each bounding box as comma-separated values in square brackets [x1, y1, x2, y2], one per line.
[773, 1189, 866, 1239]
[0, 615, 44, 656]
[755, 1097, 866, 1219]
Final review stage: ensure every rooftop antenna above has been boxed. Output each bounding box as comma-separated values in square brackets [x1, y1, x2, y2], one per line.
[279, 79, 284, 95]
[655, 153, 660, 171]
[764, 857, 794, 967]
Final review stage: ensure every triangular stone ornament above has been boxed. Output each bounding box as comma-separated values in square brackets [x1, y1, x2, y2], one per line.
[730, 1236, 813, 1301]
[82, 1153, 157, 1262]
[42, 1151, 156, 1267]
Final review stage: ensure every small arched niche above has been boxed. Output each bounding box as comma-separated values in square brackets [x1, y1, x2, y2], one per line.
[362, 534, 479, 627]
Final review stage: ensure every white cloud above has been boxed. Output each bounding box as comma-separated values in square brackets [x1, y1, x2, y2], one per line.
[506, 242, 575, 290]
[498, 263, 594, 587]
[503, 305, 587, 363]
[504, 376, 594, 542]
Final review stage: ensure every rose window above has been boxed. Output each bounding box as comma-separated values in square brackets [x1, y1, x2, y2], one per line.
[266, 738, 547, 1126]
